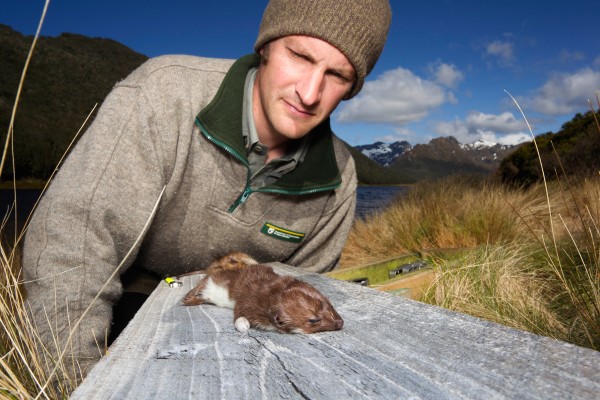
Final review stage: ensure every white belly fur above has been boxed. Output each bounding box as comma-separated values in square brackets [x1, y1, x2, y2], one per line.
[203, 277, 235, 309]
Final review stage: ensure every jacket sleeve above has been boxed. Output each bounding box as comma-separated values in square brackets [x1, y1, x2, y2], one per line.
[285, 143, 357, 273]
[22, 70, 172, 378]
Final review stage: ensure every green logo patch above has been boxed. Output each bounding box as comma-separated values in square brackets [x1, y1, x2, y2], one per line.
[260, 222, 305, 243]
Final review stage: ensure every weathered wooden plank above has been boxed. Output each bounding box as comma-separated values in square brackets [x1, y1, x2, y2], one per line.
[71, 263, 600, 399]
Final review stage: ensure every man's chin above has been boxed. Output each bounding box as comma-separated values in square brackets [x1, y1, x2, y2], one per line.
[280, 128, 314, 141]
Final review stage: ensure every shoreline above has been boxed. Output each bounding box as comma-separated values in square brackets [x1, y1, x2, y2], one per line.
[0, 180, 46, 190]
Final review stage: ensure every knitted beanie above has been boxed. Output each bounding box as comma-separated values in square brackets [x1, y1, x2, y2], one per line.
[254, 0, 391, 99]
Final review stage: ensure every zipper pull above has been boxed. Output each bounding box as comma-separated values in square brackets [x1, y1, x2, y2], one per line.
[228, 187, 252, 213]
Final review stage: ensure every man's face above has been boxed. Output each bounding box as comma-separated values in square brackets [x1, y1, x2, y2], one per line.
[253, 35, 355, 147]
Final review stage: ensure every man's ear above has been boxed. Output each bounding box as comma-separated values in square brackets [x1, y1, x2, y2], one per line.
[259, 42, 270, 65]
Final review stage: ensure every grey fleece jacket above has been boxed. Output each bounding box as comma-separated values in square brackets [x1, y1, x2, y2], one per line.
[22, 53, 356, 375]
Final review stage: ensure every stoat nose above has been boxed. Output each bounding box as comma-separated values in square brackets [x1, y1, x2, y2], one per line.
[335, 318, 344, 330]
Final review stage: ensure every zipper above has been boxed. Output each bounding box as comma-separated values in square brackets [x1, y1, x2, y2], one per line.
[227, 186, 252, 213]
[195, 118, 340, 213]
[195, 119, 254, 213]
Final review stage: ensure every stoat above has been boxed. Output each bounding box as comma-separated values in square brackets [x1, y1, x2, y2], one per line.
[182, 253, 343, 334]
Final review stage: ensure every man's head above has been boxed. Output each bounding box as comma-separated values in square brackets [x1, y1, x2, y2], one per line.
[254, 0, 392, 100]
[252, 35, 356, 149]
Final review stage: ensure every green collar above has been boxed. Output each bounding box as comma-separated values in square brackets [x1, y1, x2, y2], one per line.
[196, 54, 341, 193]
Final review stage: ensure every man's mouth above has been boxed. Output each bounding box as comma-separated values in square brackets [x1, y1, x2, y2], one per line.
[284, 100, 316, 117]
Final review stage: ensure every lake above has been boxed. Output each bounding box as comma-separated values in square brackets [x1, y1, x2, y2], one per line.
[0, 186, 409, 230]
[355, 186, 409, 219]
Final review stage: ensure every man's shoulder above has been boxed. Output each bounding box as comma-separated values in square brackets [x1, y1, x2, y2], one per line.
[331, 133, 352, 160]
[120, 55, 236, 86]
[143, 55, 235, 73]
[330, 133, 356, 179]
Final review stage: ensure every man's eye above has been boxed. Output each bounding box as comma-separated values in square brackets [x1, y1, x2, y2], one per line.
[290, 50, 308, 61]
[328, 71, 351, 84]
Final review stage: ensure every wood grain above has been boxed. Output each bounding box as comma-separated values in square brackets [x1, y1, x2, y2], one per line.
[71, 263, 600, 399]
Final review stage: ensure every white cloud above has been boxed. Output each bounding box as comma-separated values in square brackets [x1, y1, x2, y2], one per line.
[495, 132, 532, 146]
[376, 127, 415, 143]
[434, 111, 530, 145]
[435, 119, 469, 139]
[465, 111, 527, 133]
[522, 68, 600, 115]
[337, 67, 454, 124]
[594, 55, 600, 67]
[485, 40, 515, 66]
[431, 62, 464, 88]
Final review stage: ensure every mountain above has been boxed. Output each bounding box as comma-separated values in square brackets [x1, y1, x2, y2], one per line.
[497, 111, 600, 186]
[356, 136, 520, 182]
[345, 145, 414, 185]
[354, 141, 412, 166]
[403, 136, 517, 166]
[0, 24, 148, 179]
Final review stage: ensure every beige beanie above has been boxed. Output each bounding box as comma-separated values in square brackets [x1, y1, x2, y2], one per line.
[254, 0, 391, 99]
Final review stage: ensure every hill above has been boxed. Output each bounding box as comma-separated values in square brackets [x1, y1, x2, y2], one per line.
[354, 136, 519, 182]
[393, 136, 519, 181]
[0, 25, 411, 185]
[0, 24, 148, 179]
[354, 141, 412, 166]
[345, 145, 414, 185]
[496, 111, 600, 185]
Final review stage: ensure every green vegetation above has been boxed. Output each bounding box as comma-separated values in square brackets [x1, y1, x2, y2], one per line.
[0, 24, 148, 180]
[341, 142, 600, 349]
[345, 144, 414, 184]
[1, 17, 600, 399]
[1, 24, 411, 186]
[391, 157, 491, 182]
[497, 110, 600, 185]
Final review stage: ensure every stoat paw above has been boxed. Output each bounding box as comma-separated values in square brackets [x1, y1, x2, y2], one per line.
[235, 317, 250, 334]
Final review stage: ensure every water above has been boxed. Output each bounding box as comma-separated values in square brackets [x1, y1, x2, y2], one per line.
[1, 186, 408, 229]
[0, 189, 42, 232]
[355, 186, 409, 219]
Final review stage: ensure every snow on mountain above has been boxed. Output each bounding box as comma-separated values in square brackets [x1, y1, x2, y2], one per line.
[355, 137, 519, 167]
[354, 141, 412, 166]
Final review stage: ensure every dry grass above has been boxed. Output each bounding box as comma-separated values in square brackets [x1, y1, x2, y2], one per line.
[423, 244, 567, 339]
[0, 2, 89, 397]
[342, 174, 600, 350]
[341, 95, 600, 350]
[341, 177, 575, 267]
[1, 4, 599, 398]
[0, 243, 78, 398]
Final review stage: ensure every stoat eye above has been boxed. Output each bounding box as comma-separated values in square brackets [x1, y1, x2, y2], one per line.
[308, 318, 321, 324]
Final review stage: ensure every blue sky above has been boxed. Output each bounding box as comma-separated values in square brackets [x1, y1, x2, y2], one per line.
[3, 0, 600, 146]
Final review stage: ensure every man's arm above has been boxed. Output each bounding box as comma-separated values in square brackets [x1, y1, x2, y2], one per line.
[22, 72, 170, 379]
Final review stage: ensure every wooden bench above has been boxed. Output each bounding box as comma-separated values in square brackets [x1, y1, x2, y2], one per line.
[71, 263, 600, 399]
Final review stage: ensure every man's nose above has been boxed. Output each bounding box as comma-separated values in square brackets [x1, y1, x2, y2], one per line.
[296, 70, 323, 106]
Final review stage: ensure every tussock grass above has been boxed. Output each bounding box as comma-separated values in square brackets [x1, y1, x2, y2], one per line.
[341, 98, 600, 350]
[341, 177, 565, 267]
[423, 244, 567, 339]
[0, 249, 79, 399]
[342, 171, 600, 350]
[1, 3, 599, 397]
[1, 2, 95, 397]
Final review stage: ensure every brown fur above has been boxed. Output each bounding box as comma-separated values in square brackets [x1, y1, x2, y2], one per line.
[177, 252, 258, 279]
[182, 253, 343, 333]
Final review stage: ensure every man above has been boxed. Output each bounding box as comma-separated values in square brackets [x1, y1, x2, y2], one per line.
[23, 0, 391, 379]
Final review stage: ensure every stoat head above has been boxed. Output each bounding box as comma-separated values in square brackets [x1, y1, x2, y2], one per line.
[208, 252, 259, 272]
[271, 281, 343, 334]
